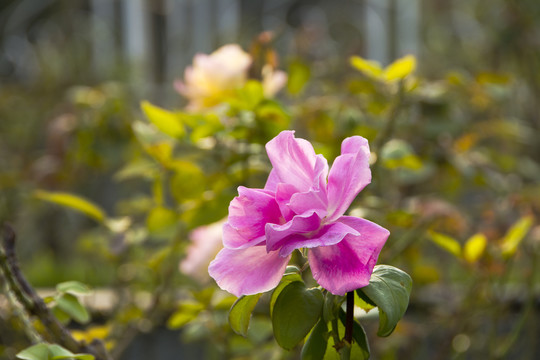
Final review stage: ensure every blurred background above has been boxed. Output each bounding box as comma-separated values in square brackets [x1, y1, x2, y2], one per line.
[1, 0, 540, 359]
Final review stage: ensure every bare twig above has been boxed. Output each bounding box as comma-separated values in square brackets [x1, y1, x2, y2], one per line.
[0, 223, 112, 360]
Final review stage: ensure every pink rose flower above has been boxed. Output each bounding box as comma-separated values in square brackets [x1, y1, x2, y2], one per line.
[209, 131, 389, 296]
[180, 220, 225, 283]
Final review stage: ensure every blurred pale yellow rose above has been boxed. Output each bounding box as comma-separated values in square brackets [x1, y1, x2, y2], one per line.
[179, 219, 225, 283]
[262, 64, 288, 98]
[175, 44, 286, 111]
[175, 44, 251, 110]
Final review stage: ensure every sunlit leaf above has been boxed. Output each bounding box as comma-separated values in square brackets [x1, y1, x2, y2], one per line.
[501, 216, 534, 258]
[358, 265, 412, 337]
[56, 281, 91, 296]
[233, 80, 264, 110]
[287, 60, 311, 95]
[428, 230, 462, 257]
[476, 72, 511, 85]
[322, 313, 369, 360]
[350, 56, 383, 78]
[114, 159, 158, 181]
[144, 142, 174, 167]
[338, 309, 370, 359]
[55, 293, 90, 324]
[301, 319, 328, 360]
[272, 282, 324, 350]
[381, 139, 423, 170]
[71, 325, 111, 343]
[16, 343, 49, 360]
[52, 306, 71, 325]
[141, 101, 185, 139]
[146, 206, 178, 238]
[35, 190, 106, 223]
[17, 343, 95, 360]
[463, 233, 487, 263]
[384, 55, 416, 82]
[228, 294, 262, 336]
[168, 302, 205, 329]
[170, 161, 206, 202]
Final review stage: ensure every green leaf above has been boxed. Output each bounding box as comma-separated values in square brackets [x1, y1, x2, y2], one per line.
[53, 355, 94, 360]
[167, 302, 205, 329]
[381, 140, 422, 170]
[16, 344, 94, 360]
[48, 344, 77, 359]
[501, 216, 534, 258]
[234, 80, 264, 110]
[301, 319, 328, 360]
[272, 282, 324, 350]
[114, 159, 157, 181]
[428, 230, 462, 257]
[55, 293, 90, 324]
[287, 60, 311, 95]
[355, 291, 376, 313]
[358, 265, 412, 337]
[50, 343, 94, 360]
[270, 273, 303, 317]
[349, 56, 383, 78]
[322, 292, 337, 323]
[56, 281, 91, 296]
[35, 190, 106, 223]
[141, 100, 185, 139]
[170, 162, 206, 202]
[338, 309, 370, 360]
[52, 306, 71, 325]
[228, 294, 262, 336]
[146, 206, 178, 238]
[383, 55, 416, 81]
[16, 344, 50, 360]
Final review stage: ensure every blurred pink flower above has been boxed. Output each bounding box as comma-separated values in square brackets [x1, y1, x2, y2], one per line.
[180, 220, 225, 283]
[175, 44, 286, 111]
[209, 131, 389, 296]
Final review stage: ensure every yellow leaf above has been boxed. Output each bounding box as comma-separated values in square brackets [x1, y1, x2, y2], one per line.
[35, 190, 106, 223]
[146, 206, 178, 238]
[501, 216, 534, 258]
[428, 230, 461, 257]
[141, 101, 185, 139]
[476, 72, 511, 85]
[384, 55, 416, 82]
[144, 142, 174, 167]
[350, 56, 384, 78]
[72, 324, 111, 342]
[463, 233, 487, 263]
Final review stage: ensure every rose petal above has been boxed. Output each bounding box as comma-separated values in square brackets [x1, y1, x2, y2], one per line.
[223, 186, 282, 249]
[264, 169, 280, 191]
[265, 131, 328, 193]
[208, 246, 291, 296]
[288, 189, 328, 219]
[308, 216, 389, 295]
[274, 183, 298, 221]
[272, 221, 360, 257]
[265, 211, 322, 254]
[326, 136, 371, 222]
